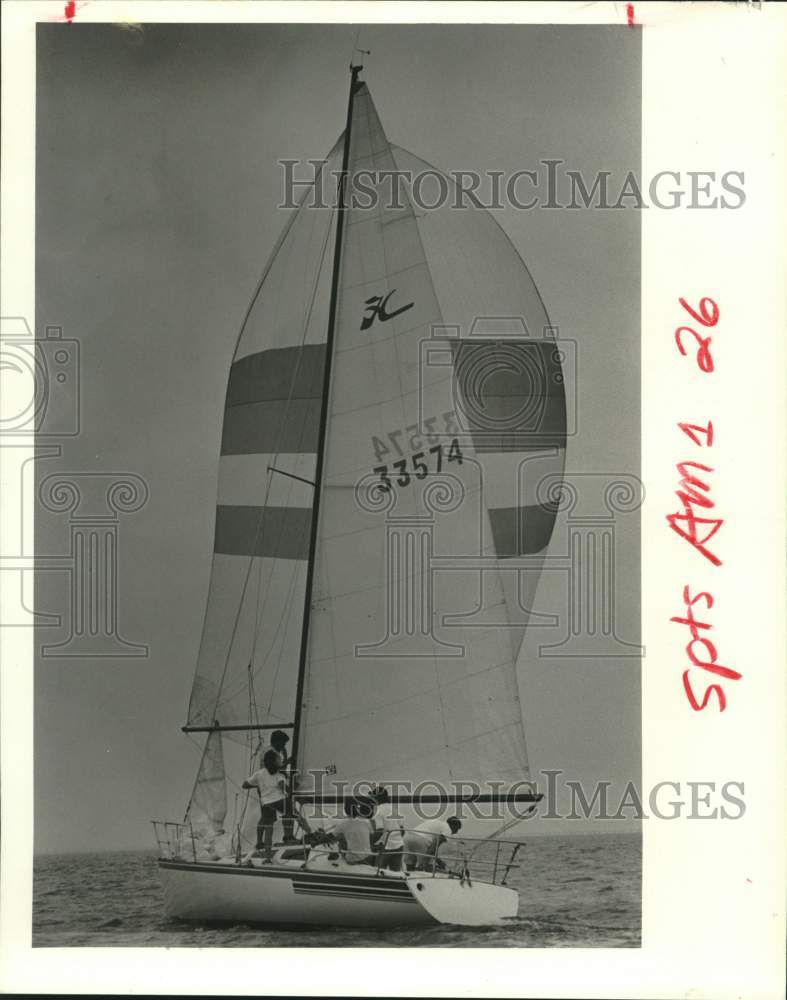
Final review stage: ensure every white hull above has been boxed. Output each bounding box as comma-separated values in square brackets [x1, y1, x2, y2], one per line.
[159, 857, 519, 928]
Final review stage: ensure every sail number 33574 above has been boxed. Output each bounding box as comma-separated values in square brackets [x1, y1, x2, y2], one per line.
[373, 440, 463, 490]
[371, 413, 464, 490]
[372, 425, 464, 496]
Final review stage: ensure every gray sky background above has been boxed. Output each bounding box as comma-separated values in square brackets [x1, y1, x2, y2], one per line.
[34, 23, 641, 853]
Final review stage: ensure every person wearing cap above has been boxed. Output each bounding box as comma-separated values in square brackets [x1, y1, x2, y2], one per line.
[403, 816, 462, 871]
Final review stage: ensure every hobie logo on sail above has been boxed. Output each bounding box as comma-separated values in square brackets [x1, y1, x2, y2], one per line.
[360, 289, 414, 331]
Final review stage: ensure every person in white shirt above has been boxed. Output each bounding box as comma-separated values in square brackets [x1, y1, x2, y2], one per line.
[265, 730, 297, 845]
[242, 749, 286, 862]
[369, 786, 406, 872]
[403, 816, 462, 871]
[333, 798, 375, 865]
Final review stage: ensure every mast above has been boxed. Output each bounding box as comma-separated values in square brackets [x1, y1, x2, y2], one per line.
[290, 64, 364, 777]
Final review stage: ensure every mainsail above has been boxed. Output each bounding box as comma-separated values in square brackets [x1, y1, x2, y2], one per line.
[183, 70, 565, 808]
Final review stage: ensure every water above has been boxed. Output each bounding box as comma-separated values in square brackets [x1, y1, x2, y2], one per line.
[33, 833, 640, 947]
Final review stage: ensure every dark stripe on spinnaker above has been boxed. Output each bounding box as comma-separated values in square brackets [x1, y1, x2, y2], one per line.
[214, 505, 311, 560]
[221, 398, 322, 455]
[450, 340, 566, 450]
[221, 345, 326, 456]
[226, 344, 326, 407]
[489, 502, 560, 557]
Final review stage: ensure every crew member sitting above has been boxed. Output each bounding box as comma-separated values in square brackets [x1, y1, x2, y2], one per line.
[333, 798, 376, 865]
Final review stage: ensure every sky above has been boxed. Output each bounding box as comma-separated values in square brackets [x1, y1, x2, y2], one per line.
[33, 22, 641, 853]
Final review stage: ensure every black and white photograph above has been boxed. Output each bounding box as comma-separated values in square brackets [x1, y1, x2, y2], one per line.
[1, 2, 785, 997]
[30, 19, 642, 947]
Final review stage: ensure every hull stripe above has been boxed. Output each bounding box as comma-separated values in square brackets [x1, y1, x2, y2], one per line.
[159, 859, 410, 892]
[292, 878, 412, 895]
[293, 888, 417, 904]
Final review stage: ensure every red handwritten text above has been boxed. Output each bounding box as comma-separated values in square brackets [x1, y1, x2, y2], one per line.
[671, 586, 740, 712]
[667, 425, 723, 567]
[674, 295, 718, 373]
[667, 295, 734, 711]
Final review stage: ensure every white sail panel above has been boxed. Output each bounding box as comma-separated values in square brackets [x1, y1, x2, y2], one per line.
[189, 553, 305, 728]
[186, 145, 341, 733]
[296, 84, 553, 793]
[185, 730, 227, 834]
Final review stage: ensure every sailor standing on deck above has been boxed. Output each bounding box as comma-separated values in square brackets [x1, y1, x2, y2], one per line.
[242, 749, 286, 863]
[264, 729, 298, 845]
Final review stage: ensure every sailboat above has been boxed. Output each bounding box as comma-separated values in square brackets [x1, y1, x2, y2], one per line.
[154, 64, 566, 928]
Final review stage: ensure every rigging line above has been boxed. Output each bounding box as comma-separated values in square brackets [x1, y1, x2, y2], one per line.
[205, 151, 341, 726]
[249, 555, 264, 674]
[248, 661, 260, 744]
[266, 466, 317, 487]
[248, 637, 265, 766]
